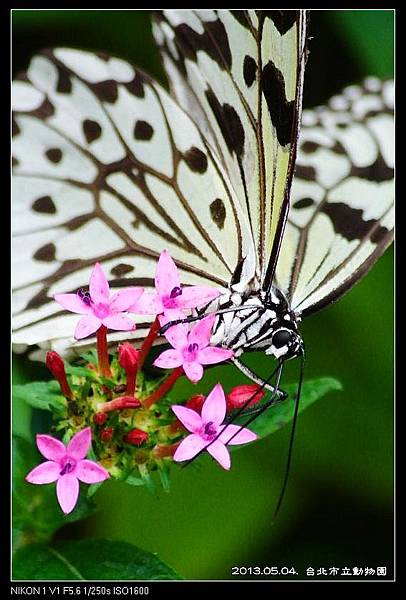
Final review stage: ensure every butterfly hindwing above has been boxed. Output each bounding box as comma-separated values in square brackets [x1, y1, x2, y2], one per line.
[275, 78, 394, 316]
[153, 10, 308, 284]
[12, 48, 256, 353]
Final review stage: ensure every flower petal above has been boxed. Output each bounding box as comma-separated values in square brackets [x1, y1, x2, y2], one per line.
[198, 346, 233, 365]
[76, 459, 110, 484]
[109, 288, 144, 313]
[102, 314, 136, 331]
[89, 262, 110, 304]
[188, 314, 216, 348]
[161, 321, 189, 350]
[206, 440, 231, 470]
[74, 315, 101, 339]
[201, 383, 226, 425]
[177, 286, 221, 309]
[173, 434, 206, 462]
[153, 349, 183, 370]
[67, 427, 91, 460]
[171, 405, 203, 433]
[56, 474, 79, 514]
[155, 249, 180, 298]
[36, 434, 66, 461]
[183, 361, 204, 383]
[131, 291, 163, 315]
[54, 293, 92, 315]
[26, 461, 60, 484]
[217, 424, 258, 445]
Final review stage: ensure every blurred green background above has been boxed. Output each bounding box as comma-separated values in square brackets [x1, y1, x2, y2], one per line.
[12, 10, 394, 580]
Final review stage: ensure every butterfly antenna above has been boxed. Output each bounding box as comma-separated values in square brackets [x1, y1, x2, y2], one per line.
[272, 348, 305, 522]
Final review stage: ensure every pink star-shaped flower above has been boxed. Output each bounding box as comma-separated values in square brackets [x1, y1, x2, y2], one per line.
[54, 263, 143, 340]
[25, 427, 109, 514]
[133, 249, 220, 318]
[153, 314, 233, 383]
[172, 383, 257, 470]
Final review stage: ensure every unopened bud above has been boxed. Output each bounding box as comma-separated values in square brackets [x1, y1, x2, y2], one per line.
[100, 427, 114, 442]
[46, 351, 73, 400]
[118, 342, 139, 395]
[124, 428, 149, 446]
[226, 384, 265, 411]
[93, 412, 108, 425]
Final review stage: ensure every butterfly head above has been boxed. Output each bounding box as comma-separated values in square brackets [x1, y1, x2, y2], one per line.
[266, 327, 304, 361]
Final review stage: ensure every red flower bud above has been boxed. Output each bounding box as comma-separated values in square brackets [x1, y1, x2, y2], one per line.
[124, 428, 149, 446]
[118, 342, 139, 371]
[185, 394, 205, 413]
[118, 342, 139, 395]
[226, 384, 265, 411]
[93, 412, 108, 425]
[46, 351, 73, 400]
[100, 427, 114, 442]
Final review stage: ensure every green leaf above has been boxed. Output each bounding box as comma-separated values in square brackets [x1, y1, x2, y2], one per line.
[12, 436, 97, 551]
[236, 377, 342, 439]
[12, 539, 181, 580]
[13, 381, 66, 413]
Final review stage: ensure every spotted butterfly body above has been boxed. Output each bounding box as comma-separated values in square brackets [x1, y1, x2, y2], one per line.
[12, 10, 393, 377]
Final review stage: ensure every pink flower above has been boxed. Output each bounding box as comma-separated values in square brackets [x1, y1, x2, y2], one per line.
[153, 314, 233, 383]
[54, 263, 143, 340]
[172, 384, 257, 470]
[25, 427, 109, 514]
[133, 249, 220, 317]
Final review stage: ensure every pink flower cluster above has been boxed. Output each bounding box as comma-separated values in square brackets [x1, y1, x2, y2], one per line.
[26, 250, 258, 514]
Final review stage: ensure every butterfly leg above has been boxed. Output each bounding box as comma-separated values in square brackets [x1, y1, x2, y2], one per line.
[231, 357, 287, 399]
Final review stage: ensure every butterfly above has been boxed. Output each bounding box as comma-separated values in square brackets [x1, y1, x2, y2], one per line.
[12, 10, 394, 395]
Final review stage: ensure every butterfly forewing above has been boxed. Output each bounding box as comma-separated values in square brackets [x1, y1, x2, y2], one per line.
[153, 10, 308, 284]
[275, 78, 394, 316]
[12, 48, 255, 353]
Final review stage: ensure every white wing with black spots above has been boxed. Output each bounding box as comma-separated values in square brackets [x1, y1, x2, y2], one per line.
[275, 78, 394, 316]
[12, 48, 255, 353]
[153, 10, 308, 285]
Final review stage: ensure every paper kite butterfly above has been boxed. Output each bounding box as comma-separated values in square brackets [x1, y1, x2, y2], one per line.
[12, 10, 394, 394]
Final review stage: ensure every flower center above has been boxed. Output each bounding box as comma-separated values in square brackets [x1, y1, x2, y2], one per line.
[59, 456, 77, 476]
[78, 289, 92, 306]
[202, 421, 217, 440]
[93, 303, 110, 318]
[184, 342, 199, 361]
[170, 286, 182, 299]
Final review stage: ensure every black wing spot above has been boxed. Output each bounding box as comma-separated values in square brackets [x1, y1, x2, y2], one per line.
[293, 197, 315, 210]
[243, 55, 257, 88]
[133, 120, 154, 141]
[45, 148, 62, 163]
[34, 243, 56, 262]
[183, 147, 208, 173]
[205, 89, 245, 157]
[83, 119, 102, 144]
[32, 195, 57, 214]
[12, 118, 20, 137]
[301, 141, 319, 154]
[91, 80, 118, 103]
[210, 198, 226, 229]
[262, 61, 295, 147]
[266, 11, 298, 35]
[56, 66, 72, 94]
[111, 263, 135, 277]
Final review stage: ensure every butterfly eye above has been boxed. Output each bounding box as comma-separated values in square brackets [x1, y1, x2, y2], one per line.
[272, 329, 292, 349]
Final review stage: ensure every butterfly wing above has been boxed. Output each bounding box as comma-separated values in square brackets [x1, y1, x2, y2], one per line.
[12, 48, 255, 354]
[275, 78, 394, 317]
[153, 10, 308, 286]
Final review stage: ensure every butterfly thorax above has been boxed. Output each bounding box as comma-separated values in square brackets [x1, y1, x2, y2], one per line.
[210, 286, 303, 361]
